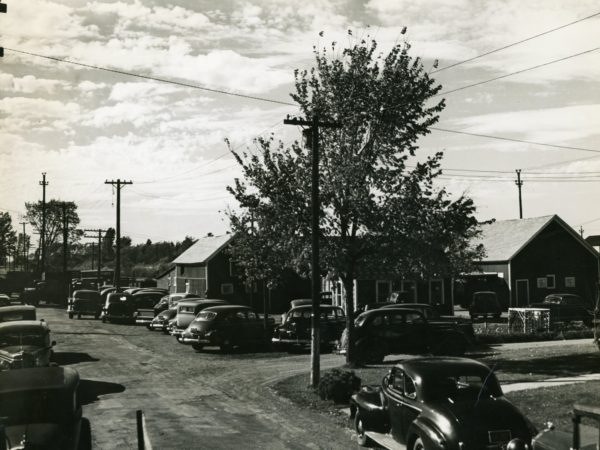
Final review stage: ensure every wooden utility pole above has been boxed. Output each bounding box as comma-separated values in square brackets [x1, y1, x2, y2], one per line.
[19, 221, 27, 272]
[39, 173, 48, 276]
[284, 114, 341, 387]
[84, 229, 106, 287]
[104, 180, 132, 291]
[61, 202, 69, 274]
[515, 169, 523, 219]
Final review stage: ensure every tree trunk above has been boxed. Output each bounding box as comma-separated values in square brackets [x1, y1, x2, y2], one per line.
[342, 276, 357, 367]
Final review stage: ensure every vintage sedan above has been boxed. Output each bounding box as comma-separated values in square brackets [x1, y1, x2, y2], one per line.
[0, 366, 91, 449]
[171, 299, 228, 342]
[0, 305, 36, 323]
[67, 289, 103, 319]
[185, 305, 273, 352]
[131, 291, 164, 326]
[0, 320, 55, 370]
[351, 357, 536, 450]
[100, 292, 134, 323]
[153, 292, 202, 315]
[148, 307, 177, 332]
[272, 304, 346, 352]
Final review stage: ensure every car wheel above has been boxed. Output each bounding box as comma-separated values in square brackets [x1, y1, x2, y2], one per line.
[192, 343, 204, 351]
[411, 436, 425, 450]
[68, 312, 74, 319]
[354, 411, 372, 447]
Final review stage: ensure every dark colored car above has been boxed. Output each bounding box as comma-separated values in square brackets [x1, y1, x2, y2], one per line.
[381, 303, 476, 343]
[0, 320, 55, 370]
[171, 299, 228, 341]
[184, 305, 273, 352]
[354, 302, 397, 318]
[0, 366, 91, 449]
[469, 291, 502, 320]
[272, 304, 346, 351]
[0, 294, 11, 307]
[341, 308, 470, 364]
[148, 307, 177, 333]
[531, 293, 594, 327]
[0, 305, 36, 323]
[101, 292, 134, 323]
[351, 357, 537, 449]
[153, 292, 202, 315]
[19, 287, 39, 306]
[68, 290, 103, 320]
[132, 291, 165, 326]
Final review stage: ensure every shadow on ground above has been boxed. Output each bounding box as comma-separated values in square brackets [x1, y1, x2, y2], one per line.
[79, 379, 126, 405]
[52, 351, 100, 365]
[484, 352, 600, 378]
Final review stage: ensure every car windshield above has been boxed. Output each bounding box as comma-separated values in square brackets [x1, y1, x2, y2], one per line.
[0, 390, 74, 424]
[426, 373, 502, 401]
[0, 312, 36, 322]
[195, 311, 217, 321]
[0, 331, 47, 347]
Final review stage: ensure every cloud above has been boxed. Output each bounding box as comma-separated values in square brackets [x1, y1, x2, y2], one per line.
[0, 74, 69, 94]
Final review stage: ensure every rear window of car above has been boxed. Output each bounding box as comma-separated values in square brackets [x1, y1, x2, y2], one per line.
[196, 311, 217, 321]
[75, 292, 100, 300]
[179, 306, 195, 314]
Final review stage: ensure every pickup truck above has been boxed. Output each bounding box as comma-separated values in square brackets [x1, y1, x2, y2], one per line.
[530, 293, 593, 327]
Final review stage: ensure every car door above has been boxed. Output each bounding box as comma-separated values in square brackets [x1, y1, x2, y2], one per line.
[385, 369, 407, 443]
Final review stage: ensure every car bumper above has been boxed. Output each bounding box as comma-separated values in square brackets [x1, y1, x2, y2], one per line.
[135, 318, 154, 325]
[149, 322, 167, 330]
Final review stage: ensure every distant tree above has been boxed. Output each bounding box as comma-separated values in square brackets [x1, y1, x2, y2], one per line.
[0, 212, 17, 265]
[103, 228, 115, 260]
[120, 236, 132, 247]
[24, 200, 80, 250]
[227, 35, 484, 365]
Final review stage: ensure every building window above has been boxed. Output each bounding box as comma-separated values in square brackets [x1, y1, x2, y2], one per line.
[546, 274, 555, 289]
[565, 276, 576, 288]
[180, 266, 185, 276]
[221, 283, 234, 295]
[536, 277, 547, 288]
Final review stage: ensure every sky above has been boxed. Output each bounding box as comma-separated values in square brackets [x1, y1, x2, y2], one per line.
[1, 0, 600, 244]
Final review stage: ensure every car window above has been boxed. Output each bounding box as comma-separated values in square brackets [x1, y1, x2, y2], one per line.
[392, 371, 404, 391]
[389, 313, 407, 325]
[179, 306, 195, 314]
[196, 311, 217, 321]
[0, 332, 46, 347]
[235, 311, 247, 320]
[247, 311, 257, 320]
[406, 312, 424, 324]
[371, 315, 384, 327]
[404, 375, 416, 399]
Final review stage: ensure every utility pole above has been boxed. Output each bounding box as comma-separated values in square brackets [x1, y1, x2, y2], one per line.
[84, 229, 106, 287]
[19, 221, 27, 272]
[284, 114, 341, 387]
[0, 1, 6, 58]
[61, 202, 69, 274]
[580, 226, 584, 238]
[104, 180, 132, 291]
[39, 173, 48, 277]
[515, 169, 523, 219]
[90, 243, 95, 270]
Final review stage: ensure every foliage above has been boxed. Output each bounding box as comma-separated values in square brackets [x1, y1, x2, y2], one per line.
[227, 34, 484, 364]
[0, 212, 17, 264]
[317, 368, 361, 404]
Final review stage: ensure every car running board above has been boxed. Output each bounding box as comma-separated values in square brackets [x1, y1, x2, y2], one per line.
[365, 431, 406, 450]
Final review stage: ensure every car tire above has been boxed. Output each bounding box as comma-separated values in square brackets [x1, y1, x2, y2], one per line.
[192, 343, 204, 351]
[68, 312, 74, 319]
[411, 436, 425, 450]
[355, 411, 372, 447]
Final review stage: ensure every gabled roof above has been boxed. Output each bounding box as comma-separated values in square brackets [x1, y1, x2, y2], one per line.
[475, 215, 598, 262]
[172, 234, 233, 265]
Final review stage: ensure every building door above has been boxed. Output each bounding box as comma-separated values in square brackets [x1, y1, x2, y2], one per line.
[429, 279, 444, 305]
[515, 279, 529, 306]
[376, 280, 392, 302]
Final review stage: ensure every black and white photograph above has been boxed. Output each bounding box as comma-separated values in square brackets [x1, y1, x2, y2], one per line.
[1, 0, 600, 448]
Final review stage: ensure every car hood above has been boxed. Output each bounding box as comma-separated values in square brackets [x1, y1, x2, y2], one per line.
[431, 396, 532, 444]
[5, 423, 74, 450]
[176, 315, 196, 328]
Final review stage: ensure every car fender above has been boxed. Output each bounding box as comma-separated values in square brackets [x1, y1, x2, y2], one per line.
[408, 416, 447, 449]
[350, 386, 389, 432]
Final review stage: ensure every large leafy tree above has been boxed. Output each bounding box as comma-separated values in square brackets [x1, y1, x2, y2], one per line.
[227, 35, 484, 365]
[0, 212, 17, 265]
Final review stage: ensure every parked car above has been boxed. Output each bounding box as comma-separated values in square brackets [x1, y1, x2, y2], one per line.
[171, 299, 228, 342]
[0, 320, 55, 370]
[340, 308, 470, 364]
[381, 303, 476, 343]
[354, 302, 397, 318]
[67, 290, 103, 320]
[184, 305, 273, 352]
[272, 304, 346, 351]
[351, 357, 537, 449]
[469, 291, 502, 320]
[531, 294, 594, 327]
[153, 292, 202, 315]
[0, 294, 11, 307]
[132, 291, 165, 326]
[19, 287, 39, 306]
[0, 366, 91, 449]
[533, 403, 599, 449]
[101, 292, 134, 323]
[148, 307, 177, 333]
[0, 305, 36, 323]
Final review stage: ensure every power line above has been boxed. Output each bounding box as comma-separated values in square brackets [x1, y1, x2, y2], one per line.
[431, 127, 600, 153]
[436, 47, 600, 97]
[432, 10, 600, 73]
[4, 47, 297, 107]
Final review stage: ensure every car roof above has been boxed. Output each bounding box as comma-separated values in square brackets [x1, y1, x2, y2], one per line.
[546, 293, 580, 298]
[73, 289, 100, 295]
[0, 366, 79, 395]
[178, 298, 226, 306]
[133, 291, 163, 297]
[0, 305, 36, 313]
[361, 307, 423, 316]
[382, 303, 430, 308]
[290, 304, 342, 311]
[0, 320, 48, 332]
[473, 291, 496, 295]
[202, 305, 252, 313]
[399, 357, 492, 380]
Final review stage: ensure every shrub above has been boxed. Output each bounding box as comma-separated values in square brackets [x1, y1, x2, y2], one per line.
[318, 369, 361, 404]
